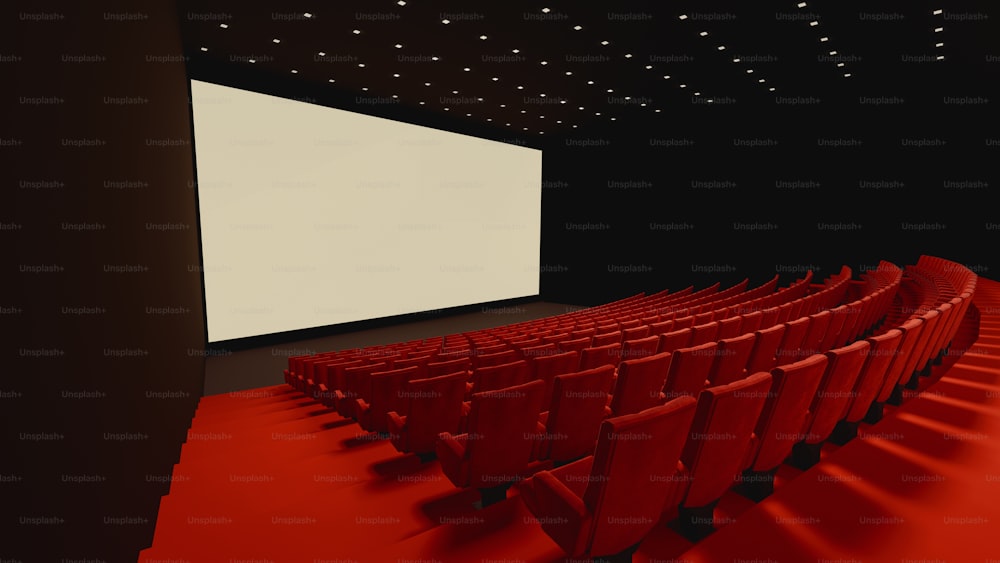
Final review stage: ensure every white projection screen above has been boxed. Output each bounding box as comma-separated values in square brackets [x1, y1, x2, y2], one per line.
[190, 80, 542, 343]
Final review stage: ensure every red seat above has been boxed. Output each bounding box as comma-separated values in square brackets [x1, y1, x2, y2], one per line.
[739, 354, 828, 500]
[517, 342, 560, 362]
[668, 371, 773, 540]
[738, 310, 764, 335]
[789, 340, 869, 468]
[335, 362, 388, 418]
[621, 325, 651, 342]
[467, 360, 530, 396]
[534, 365, 615, 464]
[819, 304, 852, 352]
[657, 328, 693, 354]
[578, 343, 622, 372]
[707, 332, 757, 386]
[590, 330, 623, 347]
[745, 323, 786, 375]
[869, 317, 924, 419]
[519, 396, 698, 560]
[355, 365, 421, 433]
[316, 358, 364, 407]
[530, 350, 581, 407]
[689, 321, 720, 346]
[558, 336, 593, 354]
[388, 371, 469, 458]
[830, 328, 904, 444]
[436, 379, 548, 506]
[610, 352, 671, 416]
[472, 349, 518, 370]
[663, 341, 719, 402]
[775, 316, 812, 364]
[800, 309, 833, 357]
[426, 356, 471, 378]
[621, 335, 660, 362]
[715, 315, 743, 340]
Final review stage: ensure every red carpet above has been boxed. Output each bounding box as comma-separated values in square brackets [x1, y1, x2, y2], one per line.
[139, 278, 1000, 563]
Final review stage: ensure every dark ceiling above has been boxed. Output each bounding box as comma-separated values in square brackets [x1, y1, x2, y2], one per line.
[176, 0, 998, 138]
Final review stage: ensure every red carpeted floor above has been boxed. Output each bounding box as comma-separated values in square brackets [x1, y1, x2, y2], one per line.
[139, 279, 1000, 563]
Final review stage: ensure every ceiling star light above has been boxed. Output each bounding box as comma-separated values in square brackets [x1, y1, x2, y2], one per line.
[395, 43, 402, 48]
[574, 25, 582, 30]
[219, 23, 228, 28]
[798, 2, 807, 7]
[352, 29, 361, 34]
[699, 31, 708, 36]
[679, 14, 688, 20]
[200, 47, 207, 51]
[303, 12, 312, 18]
[933, 9, 943, 15]
[318, 51, 326, 56]
[820, 37, 829, 42]
[291, 69, 297, 73]
[272, 38, 281, 43]
[480, 35, 488, 40]
[542, 8, 550, 13]
[441, 19, 450, 24]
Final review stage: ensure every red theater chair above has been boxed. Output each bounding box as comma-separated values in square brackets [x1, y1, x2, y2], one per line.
[519, 397, 698, 561]
[534, 365, 615, 465]
[788, 340, 869, 468]
[355, 365, 420, 434]
[387, 371, 468, 460]
[609, 352, 671, 416]
[661, 342, 717, 401]
[436, 379, 548, 506]
[668, 371, 773, 540]
[738, 353, 828, 501]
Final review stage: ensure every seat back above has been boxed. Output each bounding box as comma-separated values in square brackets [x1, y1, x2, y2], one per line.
[531, 350, 581, 406]
[394, 371, 470, 454]
[621, 335, 661, 362]
[544, 365, 616, 463]
[843, 329, 903, 423]
[584, 396, 698, 556]
[362, 365, 420, 432]
[708, 332, 757, 386]
[591, 331, 623, 348]
[426, 356, 471, 379]
[689, 321, 720, 346]
[746, 323, 786, 374]
[473, 349, 518, 370]
[579, 343, 622, 372]
[339, 361, 388, 418]
[775, 316, 812, 363]
[875, 317, 924, 403]
[679, 371, 773, 509]
[746, 354, 828, 473]
[657, 328, 693, 354]
[610, 351, 672, 416]
[558, 336, 593, 354]
[803, 340, 869, 444]
[738, 311, 764, 335]
[464, 379, 547, 488]
[469, 360, 530, 394]
[661, 342, 717, 401]
[715, 316, 744, 340]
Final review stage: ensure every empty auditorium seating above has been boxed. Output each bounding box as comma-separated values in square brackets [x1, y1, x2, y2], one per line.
[519, 396, 698, 560]
[739, 353, 828, 500]
[609, 351, 672, 416]
[788, 340, 870, 468]
[533, 365, 615, 465]
[355, 365, 420, 434]
[578, 342, 622, 371]
[436, 379, 548, 506]
[661, 342, 718, 401]
[667, 371, 773, 540]
[707, 332, 757, 386]
[387, 371, 469, 459]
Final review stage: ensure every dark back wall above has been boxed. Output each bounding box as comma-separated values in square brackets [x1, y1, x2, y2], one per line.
[538, 94, 997, 304]
[3, 1, 204, 561]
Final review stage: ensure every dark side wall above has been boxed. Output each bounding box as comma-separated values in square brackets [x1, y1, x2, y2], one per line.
[538, 91, 998, 304]
[2, 1, 204, 560]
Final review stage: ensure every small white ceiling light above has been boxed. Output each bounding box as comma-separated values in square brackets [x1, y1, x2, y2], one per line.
[272, 38, 281, 43]
[219, 23, 228, 28]
[542, 8, 551, 13]
[933, 9, 943, 15]
[679, 14, 688, 20]
[809, 21, 818, 27]
[798, 2, 807, 7]
[441, 19, 450, 24]
[574, 25, 582, 31]
[291, 69, 298, 74]
[328, 79, 335, 83]
[601, 40, 610, 45]
[303, 12, 312, 18]
[699, 31, 708, 36]
[352, 29, 361, 34]
[480, 35, 488, 40]
[200, 47, 208, 51]
[820, 37, 829, 42]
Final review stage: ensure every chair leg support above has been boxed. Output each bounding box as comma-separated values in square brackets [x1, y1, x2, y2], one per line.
[829, 420, 859, 445]
[477, 484, 509, 508]
[788, 441, 822, 470]
[736, 469, 776, 502]
[887, 383, 905, 406]
[864, 402, 884, 424]
[676, 500, 720, 542]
